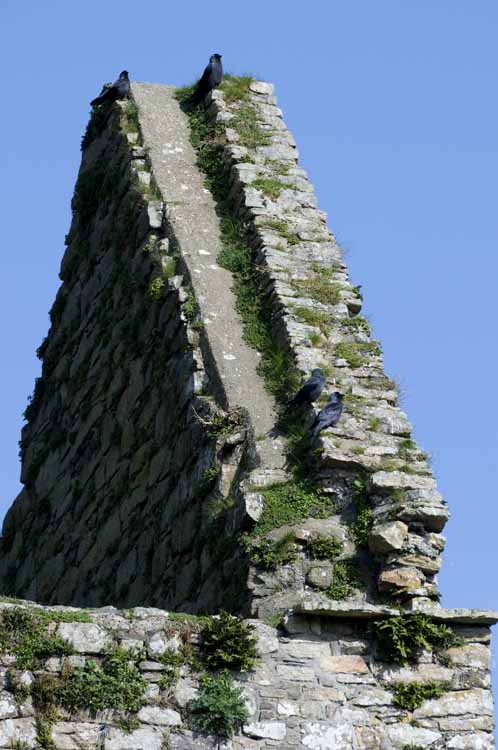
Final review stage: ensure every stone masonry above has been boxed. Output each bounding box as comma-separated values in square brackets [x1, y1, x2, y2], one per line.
[0, 601, 495, 749]
[0, 77, 495, 747]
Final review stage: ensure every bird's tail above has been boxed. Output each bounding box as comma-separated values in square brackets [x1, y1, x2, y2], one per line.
[90, 95, 106, 107]
[190, 88, 203, 106]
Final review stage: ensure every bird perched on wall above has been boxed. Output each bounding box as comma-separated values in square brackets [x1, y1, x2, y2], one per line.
[90, 71, 130, 106]
[311, 392, 343, 439]
[191, 54, 223, 105]
[288, 369, 325, 407]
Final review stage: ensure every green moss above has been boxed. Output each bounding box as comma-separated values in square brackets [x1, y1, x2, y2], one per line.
[219, 74, 254, 102]
[201, 611, 259, 672]
[253, 480, 337, 536]
[338, 315, 371, 334]
[398, 438, 417, 460]
[307, 535, 343, 560]
[158, 647, 187, 694]
[179, 97, 299, 405]
[325, 557, 363, 600]
[371, 614, 462, 665]
[243, 532, 297, 570]
[190, 671, 248, 738]
[258, 218, 300, 245]
[263, 613, 283, 628]
[334, 342, 364, 368]
[294, 278, 341, 306]
[0, 608, 73, 670]
[390, 680, 451, 711]
[148, 276, 166, 300]
[369, 416, 383, 431]
[121, 100, 140, 135]
[335, 341, 381, 368]
[35, 717, 56, 749]
[251, 177, 287, 200]
[294, 307, 330, 334]
[42, 610, 92, 623]
[347, 478, 374, 547]
[230, 104, 271, 149]
[309, 332, 323, 347]
[182, 290, 199, 322]
[6, 669, 31, 702]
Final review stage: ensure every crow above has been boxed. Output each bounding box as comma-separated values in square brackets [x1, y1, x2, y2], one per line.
[91, 70, 130, 106]
[191, 54, 223, 105]
[311, 392, 344, 439]
[288, 369, 325, 408]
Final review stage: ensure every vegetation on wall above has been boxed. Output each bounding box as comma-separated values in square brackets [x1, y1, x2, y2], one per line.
[201, 610, 259, 672]
[389, 680, 451, 711]
[190, 671, 248, 738]
[371, 613, 461, 664]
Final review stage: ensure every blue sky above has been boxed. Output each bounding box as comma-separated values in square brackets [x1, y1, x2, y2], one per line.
[1, 0, 497, 714]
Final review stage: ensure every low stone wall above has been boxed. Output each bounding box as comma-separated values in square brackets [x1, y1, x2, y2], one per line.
[0, 601, 494, 749]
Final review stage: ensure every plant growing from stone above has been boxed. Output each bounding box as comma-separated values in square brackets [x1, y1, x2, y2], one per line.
[244, 533, 297, 570]
[0, 608, 73, 670]
[371, 614, 461, 664]
[306, 535, 342, 560]
[190, 671, 248, 738]
[59, 647, 147, 714]
[389, 680, 451, 711]
[201, 611, 258, 672]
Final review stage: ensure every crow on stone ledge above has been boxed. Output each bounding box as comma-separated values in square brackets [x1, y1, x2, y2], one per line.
[288, 369, 325, 407]
[90, 71, 130, 106]
[191, 54, 223, 105]
[311, 392, 344, 439]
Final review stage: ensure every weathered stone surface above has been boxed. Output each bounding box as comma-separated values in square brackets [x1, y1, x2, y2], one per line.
[306, 565, 334, 590]
[413, 688, 493, 718]
[0, 693, 18, 720]
[302, 720, 353, 749]
[51, 722, 102, 749]
[56, 622, 112, 653]
[368, 521, 408, 553]
[0, 718, 37, 748]
[243, 721, 286, 739]
[446, 732, 494, 749]
[296, 596, 398, 619]
[319, 656, 369, 673]
[378, 566, 424, 591]
[105, 726, 166, 750]
[137, 705, 182, 726]
[444, 643, 490, 669]
[146, 631, 181, 659]
[386, 723, 441, 747]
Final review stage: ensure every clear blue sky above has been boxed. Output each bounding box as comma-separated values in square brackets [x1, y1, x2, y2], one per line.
[1, 0, 497, 714]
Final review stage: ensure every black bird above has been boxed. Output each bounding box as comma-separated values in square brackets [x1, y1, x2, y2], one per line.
[90, 70, 130, 106]
[191, 54, 223, 105]
[311, 392, 344, 439]
[288, 369, 325, 407]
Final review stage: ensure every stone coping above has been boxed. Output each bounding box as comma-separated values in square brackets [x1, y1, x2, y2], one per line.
[295, 595, 498, 624]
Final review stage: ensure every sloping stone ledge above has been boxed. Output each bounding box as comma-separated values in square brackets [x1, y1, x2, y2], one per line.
[295, 594, 498, 624]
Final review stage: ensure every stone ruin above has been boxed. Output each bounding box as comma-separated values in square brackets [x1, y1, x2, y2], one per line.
[0, 77, 495, 749]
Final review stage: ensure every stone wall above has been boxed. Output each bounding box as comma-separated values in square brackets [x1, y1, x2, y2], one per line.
[0, 100, 253, 612]
[0, 600, 494, 749]
[0, 78, 474, 619]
